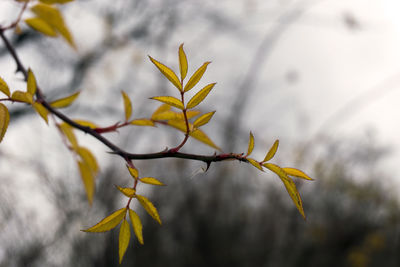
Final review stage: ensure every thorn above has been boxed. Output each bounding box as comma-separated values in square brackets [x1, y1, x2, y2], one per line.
[205, 161, 211, 172]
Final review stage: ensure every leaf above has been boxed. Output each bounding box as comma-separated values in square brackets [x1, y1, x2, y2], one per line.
[190, 128, 220, 150]
[247, 158, 263, 171]
[247, 131, 254, 156]
[0, 76, 11, 97]
[263, 140, 279, 162]
[179, 44, 188, 80]
[82, 208, 126, 233]
[148, 56, 182, 91]
[0, 103, 10, 143]
[77, 146, 99, 175]
[33, 102, 49, 124]
[73, 119, 98, 129]
[150, 96, 184, 110]
[282, 167, 313, 181]
[59, 122, 78, 148]
[121, 91, 132, 121]
[130, 119, 155, 127]
[119, 219, 130, 264]
[50, 91, 80, 108]
[39, 0, 74, 4]
[25, 17, 58, 37]
[115, 185, 136, 198]
[136, 195, 162, 225]
[129, 209, 144, 245]
[183, 61, 211, 92]
[151, 104, 171, 119]
[31, 3, 76, 48]
[263, 163, 305, 219]
[77, 160, 95, 204]
[140, 177, 165, 186]
[11, 91, 33, 104]
[152, 110, 200, 121]
[186, 83, 216, 109]
[127, 165, 138, 179]
[193, 111, 215, 128]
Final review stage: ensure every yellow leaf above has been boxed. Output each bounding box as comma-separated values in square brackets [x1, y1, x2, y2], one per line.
[129, 209, 144, 245]
[247, 158, 263, 171]
[263, 163, 305, 219]
[186, 83, 216, 109]
[59, 122, 78, 148]
[151, 104, 171, 119]
[73, 119, 98, 129]
[50, 91, 80, 108]
[25, 17, 57, 37]
[121, 91, 132, 121]
[152, 110, 200, 121]
[282, 167, 313, 181]
[166, 118, 190, 132]
[33, 102, 49, 124]
[11, 91, 33, 104]
[136, 195, 162, 225]
[39, 0, 74, 4]
[31, 3, 76, 48]
[148, 56, 182, 91]
[263, 140, 279, 162]
[119, 219, 130, 264]
[130, 119, 155, 127]
[193, 111, 215, 128]
[151, 96, 184, 110]
[179, 43, 188, 80]
[82, 208, 126, 233]
[183, 61, 211, 92]
[140, 177, 165, 186]
[77, 160, 95, 204]
[190, 128, 220, 150]
[115, 185, 136, 198]
[0, 77, 11, 97]
[127, 165, 138, 179]
[0, 103, 10, 143]
[77, 146, 99, 175]
[247, 131, 254, 156]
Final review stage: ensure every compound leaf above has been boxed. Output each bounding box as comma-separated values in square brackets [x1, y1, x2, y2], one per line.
[136, 195, 162, 225]
[33, 102, 49, 124]
[247, 131, 254, 156]
[83, 208, 126, 233]
[119, 219, 130, 264]
[186, 83, 215, 109]
[0, 103, 10, 143]
[129, 209, 144, 245]
[25, 17, 57, 37]
[148, 56, 182, 91]
[140, 177, 165, 186]
[263, 140, 279, 162]
[184, 61, 211, 92]
[0, 77, 11, 97]
[282, 167, 313, 181]
[50, 91, 80, 108]
[121, 91, 132, 121]
[193, 111, 215, 128]
[179, 43, 188, 80]
[130, 119, 155, 127]
[151, 96, 184, 110]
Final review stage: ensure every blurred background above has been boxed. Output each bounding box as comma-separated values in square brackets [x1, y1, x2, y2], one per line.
[1, 0, 400, 266]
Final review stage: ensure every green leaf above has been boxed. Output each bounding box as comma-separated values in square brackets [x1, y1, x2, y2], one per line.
[193, 111, 215, 128]
[179, 43, 188, 80]
[115, 185, 136, 198]
[0, 103, 10, 143]
[282, 167, 313, 181]
[0, 76, 11, 97]
[136, 195, 162, 225]
[140, 177, 165, 186]
[82, 208, 127, 233]
[130, 119, 155, 127]
[151, 96, 184, 110]
[119, 219, 130, 264]
[247, 131, 254, 156]
[33, 102, 49, 124]
[50, 92, 80, 108]
[121, 91, 132, 121]
[77, 160, 95, 205]
[263, 140, 279, 162]
[183, 61, 211, 92]
[25, 17, 57, 37]
[129, 209, 144, 245]
[148, 56, 182, 91]
[186, 83, 216, 109]
[263, 163, 305, 219]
